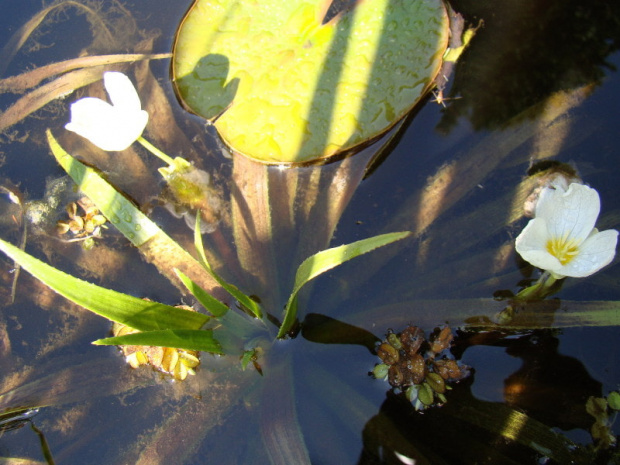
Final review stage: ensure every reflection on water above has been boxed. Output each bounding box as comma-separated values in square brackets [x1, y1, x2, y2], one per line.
[442, 0, 620, 131]
[503, 332, 601, 431]
[0, 1, 619, 464]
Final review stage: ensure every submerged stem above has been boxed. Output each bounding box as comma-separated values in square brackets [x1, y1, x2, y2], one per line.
[496, 272, 561, 324]
[515, 271, 558, 301]
[136, 136, 175, 166]
[31, 421, 56, 465]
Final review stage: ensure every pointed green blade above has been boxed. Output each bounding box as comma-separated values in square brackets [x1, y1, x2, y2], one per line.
[277, 231, 411, 337]
[175, 268, 229, 317]
[193, 215, 263, 319]
[93, 329, 223, 354]
[47, 129, 160, 247]
[0, 236, 209, 331]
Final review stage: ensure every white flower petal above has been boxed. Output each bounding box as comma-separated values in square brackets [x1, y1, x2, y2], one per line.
[515, 217, 549, 253]
[103, 71, 142, 111]
[558, 229, 618, 277]
[104, 109, 148, 151]
[64, 72, 148, 151]
[65, 98, 147, 151]
[515, 218, 563, 271]
[66, 98, 117, 148]
[535, 183, 600, 245]
[519, 249, 564, 273]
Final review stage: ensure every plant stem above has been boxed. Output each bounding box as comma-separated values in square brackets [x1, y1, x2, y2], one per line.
[136, 136, 175, 166]
[515, 271, 558, 301]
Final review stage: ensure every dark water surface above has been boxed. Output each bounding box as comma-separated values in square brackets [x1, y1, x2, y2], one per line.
[1, 1, 620, 464]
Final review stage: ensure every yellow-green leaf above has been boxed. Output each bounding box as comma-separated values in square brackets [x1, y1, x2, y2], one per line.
[173, 0, 449, 163]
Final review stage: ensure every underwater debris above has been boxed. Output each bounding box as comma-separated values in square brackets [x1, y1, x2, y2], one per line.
[112, 305, 201, 381]
[523, 161, 582, 218]
[158, 157, 223, 233]
[56, 196, 107, 248]
[586, 391, 620, 450]
[372, 325, 470, 410]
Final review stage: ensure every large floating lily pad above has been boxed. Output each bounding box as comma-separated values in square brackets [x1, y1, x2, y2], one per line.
[173, 0, 449, 164]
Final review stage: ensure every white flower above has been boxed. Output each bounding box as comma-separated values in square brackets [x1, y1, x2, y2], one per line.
[65, 71, 148, 151]
[515, 183, 618, 278]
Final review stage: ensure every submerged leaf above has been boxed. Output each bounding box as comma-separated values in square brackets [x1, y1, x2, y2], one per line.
[0, 53, 171, 93]
[0, 356, 154, 414]
[0, 68, 105, 132]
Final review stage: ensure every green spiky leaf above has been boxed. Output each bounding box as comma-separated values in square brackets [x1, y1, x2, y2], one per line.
[175, 268, 229, 317]
[0, 237, 208, 331]
[277, 231, 411, 337]
[194, 215, 263, 319]
[93, 329, 223, 354]
[47, 129, 160, 247]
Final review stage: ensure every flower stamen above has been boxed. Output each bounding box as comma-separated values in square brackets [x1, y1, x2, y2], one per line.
[546, 236, 580, 265]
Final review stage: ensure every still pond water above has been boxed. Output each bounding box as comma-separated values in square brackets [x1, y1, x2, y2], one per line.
[0, 1, 620, 464]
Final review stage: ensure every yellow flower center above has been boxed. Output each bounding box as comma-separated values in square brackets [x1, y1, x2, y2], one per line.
[546, 236, 580, 265]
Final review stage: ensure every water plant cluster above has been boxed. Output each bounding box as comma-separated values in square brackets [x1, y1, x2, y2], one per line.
[0, 1, 619, 463]
[372, 325, 470, 410]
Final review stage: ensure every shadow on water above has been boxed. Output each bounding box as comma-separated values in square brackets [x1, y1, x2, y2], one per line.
[357, 328, 607, 464]
[440, 0, 620, 132]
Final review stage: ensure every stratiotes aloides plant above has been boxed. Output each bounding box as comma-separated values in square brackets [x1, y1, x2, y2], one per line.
[0, 71, 410, 378]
